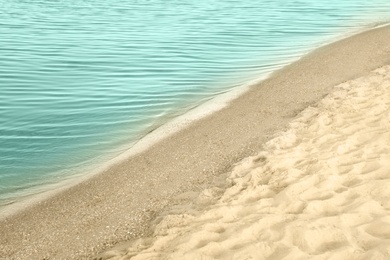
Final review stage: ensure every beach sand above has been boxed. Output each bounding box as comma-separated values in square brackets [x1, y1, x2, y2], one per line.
[105, 65, 390, 260]
[1, 25, 390, 259]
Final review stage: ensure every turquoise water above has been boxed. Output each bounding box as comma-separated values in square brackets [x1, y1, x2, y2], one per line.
[0, 0, 389, 207]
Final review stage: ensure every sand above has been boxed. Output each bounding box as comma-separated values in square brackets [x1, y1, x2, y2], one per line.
[104, 66, 390, 260]
[1, 25, 390, 259]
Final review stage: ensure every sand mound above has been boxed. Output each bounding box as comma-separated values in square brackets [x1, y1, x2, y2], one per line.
[103, 65, 390, 260]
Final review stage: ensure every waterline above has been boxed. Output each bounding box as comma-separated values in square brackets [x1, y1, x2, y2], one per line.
[1, 0, 390, 208]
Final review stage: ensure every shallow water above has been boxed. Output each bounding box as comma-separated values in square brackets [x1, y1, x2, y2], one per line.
[0, 0, 389, 206]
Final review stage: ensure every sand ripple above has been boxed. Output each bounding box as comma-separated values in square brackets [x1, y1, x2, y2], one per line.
[103, 66, 390, 259]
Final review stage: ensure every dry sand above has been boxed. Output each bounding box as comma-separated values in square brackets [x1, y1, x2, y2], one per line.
[105, 65, 390, 260]
[0, 25, 390, 259]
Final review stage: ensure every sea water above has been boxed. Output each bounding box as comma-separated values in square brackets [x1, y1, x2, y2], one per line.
[0, 0, 389, 207]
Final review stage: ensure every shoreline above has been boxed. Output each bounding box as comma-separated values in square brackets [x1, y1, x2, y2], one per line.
[1, 25, 390, 259]
[0, 21, 385, 219]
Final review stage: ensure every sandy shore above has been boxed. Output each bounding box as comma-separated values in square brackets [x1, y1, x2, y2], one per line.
[1, 25, 390, 259]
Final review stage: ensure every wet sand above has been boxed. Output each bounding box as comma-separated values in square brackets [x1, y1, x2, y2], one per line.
[1, 25, 390, 259]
